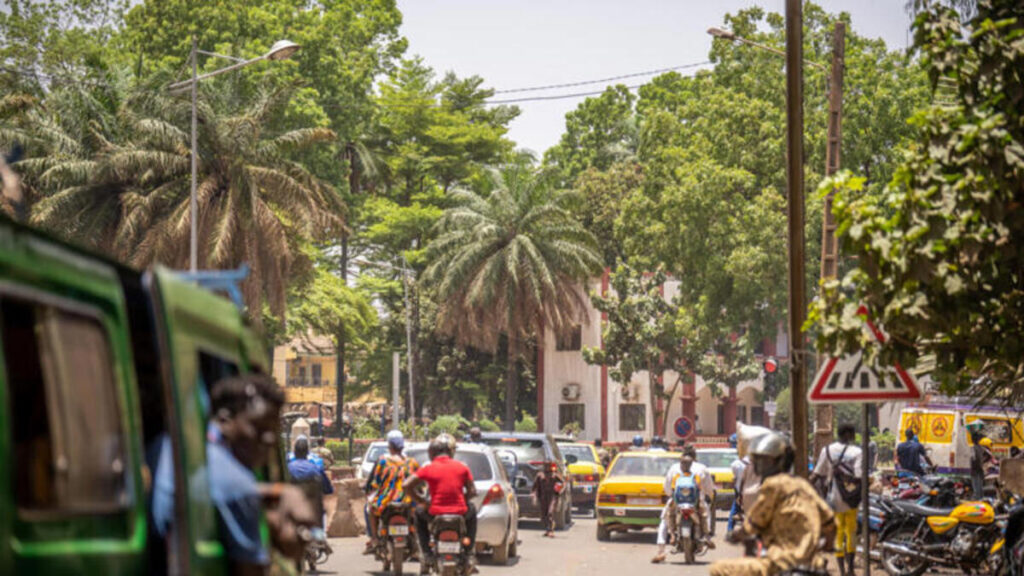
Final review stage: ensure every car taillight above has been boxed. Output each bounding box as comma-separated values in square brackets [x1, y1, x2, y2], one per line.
[439, 530, 459, 542]
[599, 493, 626, 504]
[585, 474, 595, 482]
[482, 484, 504, 506]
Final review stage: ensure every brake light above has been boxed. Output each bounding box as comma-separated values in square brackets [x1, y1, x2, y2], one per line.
[482, 484, 504, 506]
[599, 493, 626, 504]
[585, 474, 595, 482]
[439, 530, 459, 542]
[681, 508, 693, 519]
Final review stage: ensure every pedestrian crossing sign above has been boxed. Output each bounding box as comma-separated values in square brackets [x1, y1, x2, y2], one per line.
[808, 305, 923, 404]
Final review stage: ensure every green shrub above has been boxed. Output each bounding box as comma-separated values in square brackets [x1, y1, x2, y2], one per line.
[561, 421, 582, 437]
[428, 415, 469, 437]
[326, 439, 347, 464]
[477, 418, 500, 432]
[515, 414, 538, 432]
[353, 418, 380, 439]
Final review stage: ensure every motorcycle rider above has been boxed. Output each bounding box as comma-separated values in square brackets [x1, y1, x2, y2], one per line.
[364, 430, 420, 554]
[653, 448, 716, 563]
[710, 432, 836, 576]
[970, 427, 995, 498]
[896, 429, 933, 475]
[404, 434, 478, 575]
[810, 423, 861, 576]
[632, 435, 645, 450]
[652, 454, 705, 563]
[727, 435, 747, 537]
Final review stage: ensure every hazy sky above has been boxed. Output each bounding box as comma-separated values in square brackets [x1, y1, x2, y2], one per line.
[397, 1, 913, 155]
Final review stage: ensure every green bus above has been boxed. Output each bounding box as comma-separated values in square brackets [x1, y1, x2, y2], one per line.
[0, 216, 283, 575]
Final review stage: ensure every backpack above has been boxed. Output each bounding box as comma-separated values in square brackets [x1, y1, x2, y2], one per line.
[827, 445, 862, 508]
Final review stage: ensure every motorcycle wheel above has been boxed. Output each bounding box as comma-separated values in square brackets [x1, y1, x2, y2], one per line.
[684, 537, 695, 564]
[880, 526, 928, 576]
[391, 542, 404, 576]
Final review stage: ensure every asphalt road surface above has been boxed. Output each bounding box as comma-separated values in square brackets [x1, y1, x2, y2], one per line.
[320, 511, 741, 576]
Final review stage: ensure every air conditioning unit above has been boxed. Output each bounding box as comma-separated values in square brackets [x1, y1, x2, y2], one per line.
[561, 383, 581, 401]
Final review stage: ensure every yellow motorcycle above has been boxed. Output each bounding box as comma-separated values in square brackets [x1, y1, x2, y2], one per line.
[879, 498, 1005, 576]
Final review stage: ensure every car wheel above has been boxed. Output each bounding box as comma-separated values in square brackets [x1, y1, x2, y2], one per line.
[492, 536, 510, 565]
[596, 522, 611, 542]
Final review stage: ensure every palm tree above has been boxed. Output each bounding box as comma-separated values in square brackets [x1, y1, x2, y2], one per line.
[424, 164, 602, 429]
[28, 80, 343, 319]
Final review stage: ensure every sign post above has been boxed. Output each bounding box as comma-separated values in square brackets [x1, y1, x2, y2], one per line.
[809, 307, 923, 576]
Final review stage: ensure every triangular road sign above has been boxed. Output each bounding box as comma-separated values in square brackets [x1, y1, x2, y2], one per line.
[809, 352, 922, 403]
[809, 305, 923, 404]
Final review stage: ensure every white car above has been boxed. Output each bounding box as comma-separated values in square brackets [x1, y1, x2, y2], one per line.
[406, 442, 520, 564]
[356, 441, 389, 481]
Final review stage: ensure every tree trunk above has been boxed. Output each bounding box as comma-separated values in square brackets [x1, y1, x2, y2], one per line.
[410, 281, 421, 421]
[335, 235, 348, 437]
[648, 368, 661, 438]
[660, 374, 683, 438]
[505, 335, 518, 431]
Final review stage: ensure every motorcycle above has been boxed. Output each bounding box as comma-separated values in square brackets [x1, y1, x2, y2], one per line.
[670, 474, 708, 564]
[300, 526, 332, 573]
[860, 474, 965, 559]
[879, 498, 1005, 576]
[376, 502, 416, 575]
[427, 514, 473, 576]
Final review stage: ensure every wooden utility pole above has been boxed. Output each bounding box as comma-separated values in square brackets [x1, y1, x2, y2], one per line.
[785, 0, 809, 476]
[814, 21, 846, 459]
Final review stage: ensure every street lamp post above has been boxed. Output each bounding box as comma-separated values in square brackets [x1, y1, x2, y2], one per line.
[169, 39, 300, 273]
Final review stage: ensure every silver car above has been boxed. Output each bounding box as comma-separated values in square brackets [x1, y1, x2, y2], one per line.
[356, 441, 389, 481]
[406, 442, 520, 564]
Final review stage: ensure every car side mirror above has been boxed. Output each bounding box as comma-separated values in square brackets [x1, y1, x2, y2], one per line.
[565, 454, 578, 465]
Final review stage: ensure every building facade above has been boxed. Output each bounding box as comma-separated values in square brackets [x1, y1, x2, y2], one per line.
[536, 271, 785, 443]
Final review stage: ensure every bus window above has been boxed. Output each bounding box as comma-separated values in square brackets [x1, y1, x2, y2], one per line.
[966, 416, 1015, 445]
[2, 298, 129, 521]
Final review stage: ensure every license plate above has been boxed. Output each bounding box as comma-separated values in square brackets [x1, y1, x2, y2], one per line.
[583, 486, 593, 493]
[681, 526, 692, 538]
[389, 525, 409, 536]
[613, 508, 626, 517]
[629, 497, 661, 506]
[437, 541, 461, 554]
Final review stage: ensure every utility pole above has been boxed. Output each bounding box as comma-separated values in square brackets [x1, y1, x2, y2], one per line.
[814, 21, 846, 460]
[392, 351, 400, 431]
[785, 0, 809, 477]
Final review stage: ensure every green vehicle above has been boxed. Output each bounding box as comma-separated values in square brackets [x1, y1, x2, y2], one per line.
[0, 216, 282, 575]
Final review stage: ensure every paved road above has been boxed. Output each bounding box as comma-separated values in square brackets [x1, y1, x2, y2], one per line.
[319, 511, 741, 576]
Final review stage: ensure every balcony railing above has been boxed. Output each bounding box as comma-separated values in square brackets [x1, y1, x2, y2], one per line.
[286, 378, 325, 387]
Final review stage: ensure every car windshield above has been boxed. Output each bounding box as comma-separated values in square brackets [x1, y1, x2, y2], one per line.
[364, 445, 387, 464]
[481, 438, 547, 463]
[558, 444, 596, 463]
[697, 451, 737, 468]
[406, 449, 494, 481]
[608, 455, 677, 478]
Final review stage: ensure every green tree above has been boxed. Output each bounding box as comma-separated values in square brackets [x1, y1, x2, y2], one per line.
[809, 0, 1024, 404]
[424, 164, 602, 429]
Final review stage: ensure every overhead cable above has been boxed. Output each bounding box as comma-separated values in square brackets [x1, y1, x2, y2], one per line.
[493, 61, 710, 94]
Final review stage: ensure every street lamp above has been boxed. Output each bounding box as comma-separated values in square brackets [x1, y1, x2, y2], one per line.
[169, 38, 300, 273]
[707, 27, 826, 71]
[354, 257, 416, 438]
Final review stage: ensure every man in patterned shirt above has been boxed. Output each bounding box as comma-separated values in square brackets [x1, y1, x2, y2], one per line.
[364, 430, 420, 553]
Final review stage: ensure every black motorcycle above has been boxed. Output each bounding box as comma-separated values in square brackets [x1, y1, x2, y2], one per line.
[377, 502, 416, 575]
[428, 514, 472, 576]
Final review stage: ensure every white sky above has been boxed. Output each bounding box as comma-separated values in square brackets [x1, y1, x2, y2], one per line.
[397, 1, 913, 156]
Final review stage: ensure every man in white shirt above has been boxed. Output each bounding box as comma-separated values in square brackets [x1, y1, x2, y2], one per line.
[652, 446, 716, 563]
[811, 423, 862, 576]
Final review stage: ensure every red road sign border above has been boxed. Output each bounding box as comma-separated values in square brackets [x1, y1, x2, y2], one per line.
[809, 305, 923, 402]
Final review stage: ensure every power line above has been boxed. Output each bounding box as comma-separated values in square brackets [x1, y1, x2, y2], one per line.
[493, 61, 710, 94]
[484, 83, 647, 105]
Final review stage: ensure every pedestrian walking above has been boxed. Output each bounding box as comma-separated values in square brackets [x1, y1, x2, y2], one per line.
[811, 423, 862, 576]
[532, 461, 564, 537]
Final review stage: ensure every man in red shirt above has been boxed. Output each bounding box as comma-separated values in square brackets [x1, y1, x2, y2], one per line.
[404, 434, 478, 574]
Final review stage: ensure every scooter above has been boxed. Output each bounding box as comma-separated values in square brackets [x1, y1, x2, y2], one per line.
[670, 474, 708, 564]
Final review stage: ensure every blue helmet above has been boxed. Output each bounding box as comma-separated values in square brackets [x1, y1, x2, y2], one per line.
[728, 433, 738, 448]
[632, 435, 644, 447]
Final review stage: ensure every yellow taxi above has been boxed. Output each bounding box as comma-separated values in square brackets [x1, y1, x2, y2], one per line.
[595, 450, 680, 541]
[696, 448, 738, 510]
[557, 442, 607, 513]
